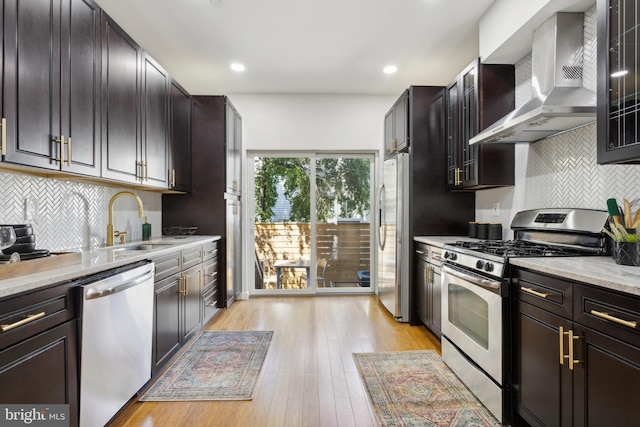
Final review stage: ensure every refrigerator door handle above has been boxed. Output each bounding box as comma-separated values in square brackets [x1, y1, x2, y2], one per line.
[378, 184, 386, 250]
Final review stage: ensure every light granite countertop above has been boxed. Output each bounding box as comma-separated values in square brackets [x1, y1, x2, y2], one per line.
[0, 235, 221, 299]
[415, 235, 640, 298]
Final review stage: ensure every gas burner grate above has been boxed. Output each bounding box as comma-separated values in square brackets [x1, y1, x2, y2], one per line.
[453, 240, 591, 257]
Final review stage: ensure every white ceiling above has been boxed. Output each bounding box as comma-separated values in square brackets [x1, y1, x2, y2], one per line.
[95, 0, 496, 96]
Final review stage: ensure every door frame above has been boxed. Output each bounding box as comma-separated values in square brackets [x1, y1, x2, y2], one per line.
[246, 150, 377, 296]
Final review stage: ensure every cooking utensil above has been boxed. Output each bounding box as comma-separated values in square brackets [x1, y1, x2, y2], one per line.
[607, 198, 621, 226]
[624, 198, 633, 228]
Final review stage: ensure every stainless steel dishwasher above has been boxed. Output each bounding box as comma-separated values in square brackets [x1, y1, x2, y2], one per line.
[76, 261, 154, 427]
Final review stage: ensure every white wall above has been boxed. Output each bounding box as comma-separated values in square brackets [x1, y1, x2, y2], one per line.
[228, 93, 397, 153]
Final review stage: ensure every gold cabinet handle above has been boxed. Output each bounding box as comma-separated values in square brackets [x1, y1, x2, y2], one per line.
[559, 326, 580, 370]
[1, 312, 46, 332]
[233, 180, 239, 192]
[1, 117, 6, 156]
[390, 138, 397, 152]
[590, 310, 638, 329]
[454, 168, 463, 186]
[559, 326, 566, 365]
[144, 162, 149, 181]
[53, 135, 65, 162]
[416, 250, 426, 255]
[208, 272, 218, 277]
[171, 169, 176, 187]
[65, 136, 72, 166]
[568, 329, 580, 370]
[521, 287, 549, 299]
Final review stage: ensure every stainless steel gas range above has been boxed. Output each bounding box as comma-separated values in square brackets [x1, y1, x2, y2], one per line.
[439, 208, 610, 423]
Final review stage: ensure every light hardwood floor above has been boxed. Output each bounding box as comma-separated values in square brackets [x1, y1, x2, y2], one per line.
[111, 295, 441, 427]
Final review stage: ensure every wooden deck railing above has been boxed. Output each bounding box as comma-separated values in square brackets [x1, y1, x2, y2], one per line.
[255, 222, 371, 289]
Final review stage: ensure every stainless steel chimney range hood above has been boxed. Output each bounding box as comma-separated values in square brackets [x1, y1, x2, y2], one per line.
[470, 13, 596, 145]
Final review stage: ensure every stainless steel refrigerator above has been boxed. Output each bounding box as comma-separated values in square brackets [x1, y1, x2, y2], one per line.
[377, 152, 410, 322]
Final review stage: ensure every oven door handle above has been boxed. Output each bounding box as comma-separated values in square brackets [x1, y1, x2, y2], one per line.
[442, 263, 501, 290]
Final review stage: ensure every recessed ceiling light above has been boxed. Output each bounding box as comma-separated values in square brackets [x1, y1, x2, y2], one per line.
[230, 63, 245, 72]
[383, 65, 398, 74]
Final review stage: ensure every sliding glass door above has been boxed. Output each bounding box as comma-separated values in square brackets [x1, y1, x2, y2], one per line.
[250, 153, 374, 294]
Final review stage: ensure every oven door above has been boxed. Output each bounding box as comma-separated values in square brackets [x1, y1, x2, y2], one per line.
[441, 263, 503, 384]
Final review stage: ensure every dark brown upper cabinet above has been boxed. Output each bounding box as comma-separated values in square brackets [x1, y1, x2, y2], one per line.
[446, 59, 515, 190]
[168, 79, 192, 193]
[100, 13, 142, 184]
[101, 15, 168, 188]
[384, 90, 409, 159]
[2, 0, 101, 176]
[597, 0, 640, 164]
[141, 54, 170, 189]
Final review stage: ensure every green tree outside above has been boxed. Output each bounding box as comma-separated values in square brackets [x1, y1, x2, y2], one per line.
[254, 157, 370, 223]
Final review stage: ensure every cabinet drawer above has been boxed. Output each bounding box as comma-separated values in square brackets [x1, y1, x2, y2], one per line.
[202, 287, 218, 322]
[574, 284, 640, 347]
[202, 240, 219, 262]
[153, 251, 181, 281]
[0, 282, 75, 351]
[182, 246, 203, 270]
[202, 258, 219, 294]
[512, 268, 572, 319]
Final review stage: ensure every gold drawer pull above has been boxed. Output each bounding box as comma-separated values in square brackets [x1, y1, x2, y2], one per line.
[521, 287, 549, 299]
[590, 310, 637, 329]
[1, 312, 46, 332]
[208, 272, 218, 277]
[416, 250, 426, 255]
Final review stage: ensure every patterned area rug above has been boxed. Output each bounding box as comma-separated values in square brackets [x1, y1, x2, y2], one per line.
[140, 330, 273, 401]
[353, 350, 501, 427]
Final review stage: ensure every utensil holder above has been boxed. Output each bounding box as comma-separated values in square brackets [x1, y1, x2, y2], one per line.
[612, 241, 640, 266]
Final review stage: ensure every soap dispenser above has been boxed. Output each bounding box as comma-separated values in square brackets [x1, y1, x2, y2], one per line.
[142, 217, 151, 241]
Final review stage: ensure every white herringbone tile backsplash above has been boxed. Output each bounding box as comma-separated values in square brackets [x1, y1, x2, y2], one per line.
[0, 171, 162, 251]
[475, 5, 639, 238]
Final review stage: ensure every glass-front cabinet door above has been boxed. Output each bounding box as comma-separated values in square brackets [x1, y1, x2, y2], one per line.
[461, 65, 479, 187]
[446, 81, 460, 188]
[597, 0, 640, 163]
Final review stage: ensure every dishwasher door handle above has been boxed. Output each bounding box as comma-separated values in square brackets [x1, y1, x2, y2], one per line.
[85, 269, 154, 300]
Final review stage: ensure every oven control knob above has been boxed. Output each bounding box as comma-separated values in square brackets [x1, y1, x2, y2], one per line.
[444, 251, 450, 259]
[476, 260, 484, 269]
[450, 252, 457, 261]
[484, 262, 494, 272]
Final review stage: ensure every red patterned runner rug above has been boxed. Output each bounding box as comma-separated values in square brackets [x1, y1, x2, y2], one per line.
[140, 330, 273, 401]
[353, 350, 501, 426]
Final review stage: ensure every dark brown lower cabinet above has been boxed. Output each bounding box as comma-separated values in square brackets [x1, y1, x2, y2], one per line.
[0, 320, 78, 427]
[181, 264, 202, 344]
[152, 273, 182, 376]
[414, 242, 442, 338]
[152, 242, 218, 376]
[512, 268, 640, 427]
[514, 301, 572, 426]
